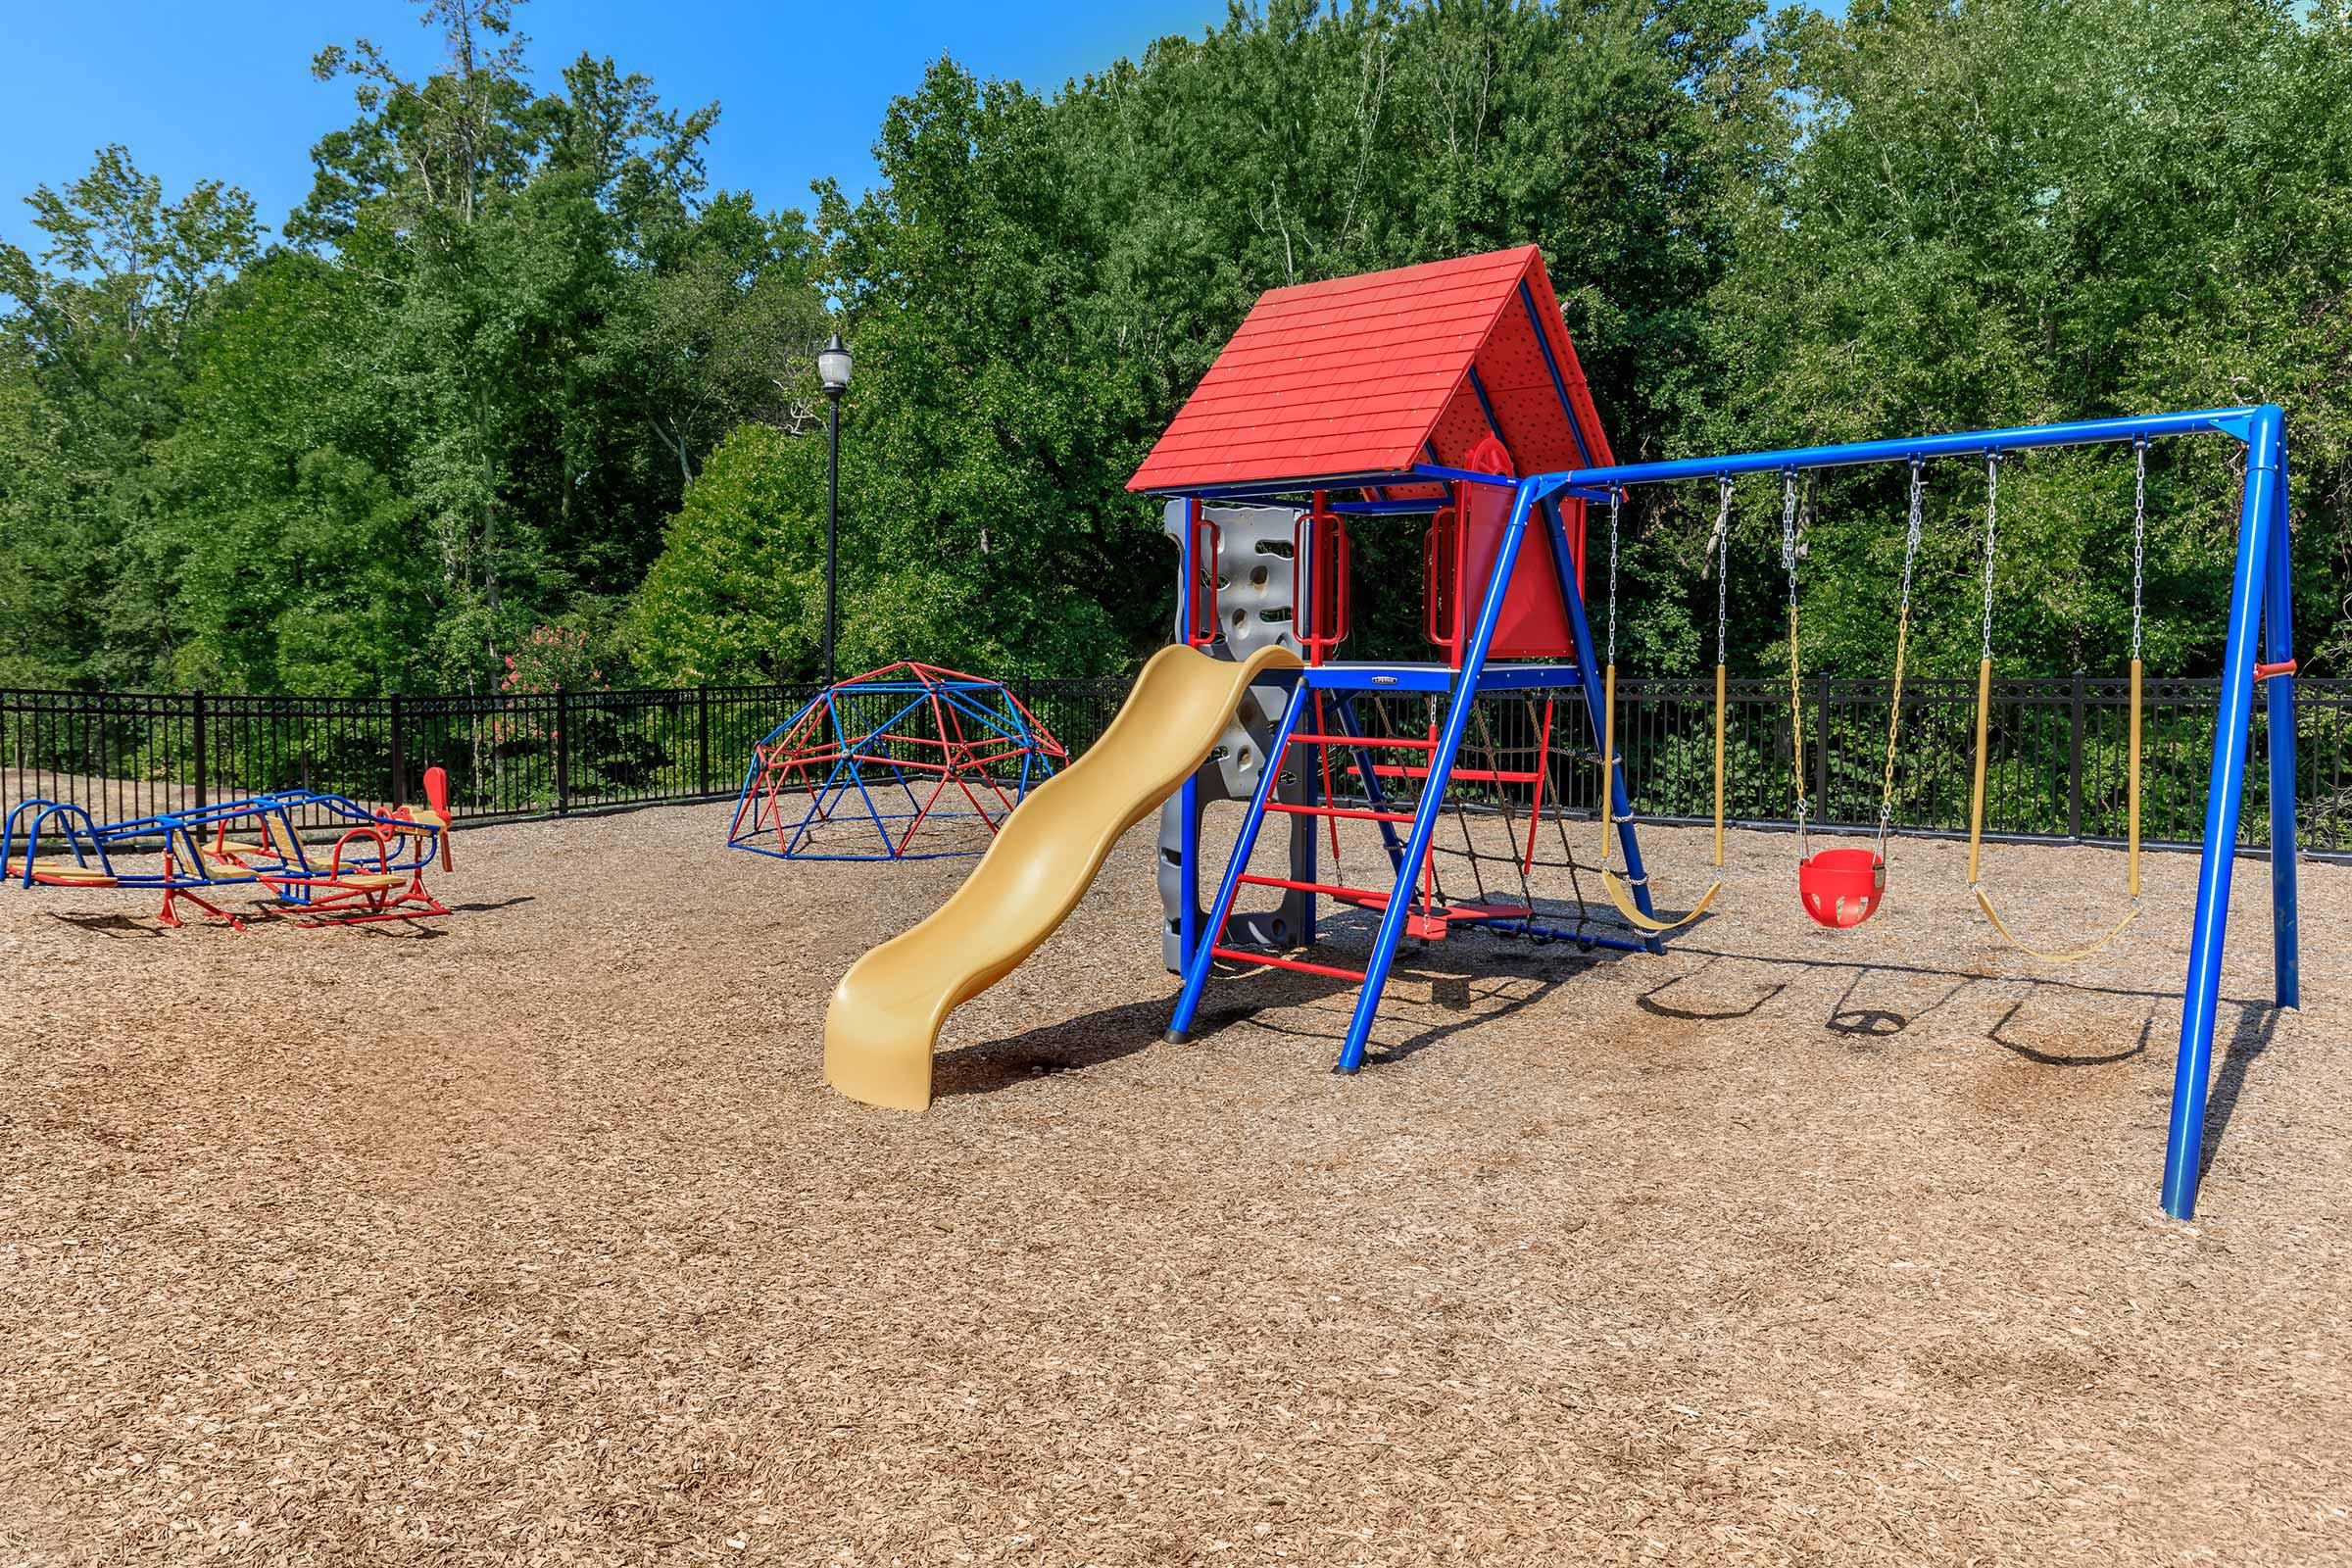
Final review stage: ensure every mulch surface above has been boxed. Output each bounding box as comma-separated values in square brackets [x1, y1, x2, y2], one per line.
[2, 803, 2345, 1565]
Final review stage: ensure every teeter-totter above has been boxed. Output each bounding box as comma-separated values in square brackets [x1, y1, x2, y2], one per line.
[3, 766, 457, 930]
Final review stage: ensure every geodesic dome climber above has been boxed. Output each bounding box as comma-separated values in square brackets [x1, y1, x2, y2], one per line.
[726, 662, 1065, 861]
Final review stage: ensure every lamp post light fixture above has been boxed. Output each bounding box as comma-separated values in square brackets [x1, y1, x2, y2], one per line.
[817, 331, 852, 687]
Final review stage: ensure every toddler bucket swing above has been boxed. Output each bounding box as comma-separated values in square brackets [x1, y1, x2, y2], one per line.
[1595, 483, 1724, 933]
[1786, 463, 1927, 929]
[1964, 446, 2145, 961]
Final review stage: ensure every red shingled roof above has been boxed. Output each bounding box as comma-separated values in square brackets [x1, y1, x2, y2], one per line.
[1127, 245, 1613, 494]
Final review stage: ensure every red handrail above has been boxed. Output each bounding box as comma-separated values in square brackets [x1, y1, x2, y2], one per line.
[1294, 493, 1350, 663]
[1187, 504, 1222, 647]
[1424, 504, 1458, 655]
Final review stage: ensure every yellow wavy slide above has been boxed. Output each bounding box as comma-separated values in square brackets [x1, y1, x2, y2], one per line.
[823, 642, 1303, 1110]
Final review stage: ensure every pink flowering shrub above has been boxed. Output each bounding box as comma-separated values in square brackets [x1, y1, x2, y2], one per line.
[484, 625, 608, 749]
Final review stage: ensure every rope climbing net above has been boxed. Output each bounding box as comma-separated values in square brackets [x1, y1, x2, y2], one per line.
[1308, 689, 1612, 946]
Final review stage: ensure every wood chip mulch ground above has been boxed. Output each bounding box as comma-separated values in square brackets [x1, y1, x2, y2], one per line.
[1, 803, 2345, 1565]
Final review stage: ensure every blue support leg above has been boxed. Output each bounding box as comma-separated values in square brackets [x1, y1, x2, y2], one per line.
[2162, 404, 2284, 1220]
[1166, 677, 1312, 1043]
[1543, 498, 1665, 955]
[1333, 480, 1564, 1074]
[1174, 509, 1201, 974]
[1178, 775, 1201, 974]
[2264, 445, 2300, 1012]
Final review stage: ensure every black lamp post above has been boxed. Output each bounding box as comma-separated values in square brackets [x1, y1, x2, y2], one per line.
[817, 330, 853, 686]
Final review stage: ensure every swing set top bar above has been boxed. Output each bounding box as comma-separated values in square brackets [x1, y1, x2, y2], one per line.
[1140, 411, 2267, 508]
[1545, 406, 2270, 492]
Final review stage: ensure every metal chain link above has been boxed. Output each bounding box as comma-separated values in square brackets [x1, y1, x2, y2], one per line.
[2132, 437, 2147, 662]
[1781, 468, 1807, 843]
[1980, 453, 2000, 662]
[1780, 467, 1801, 594]
[1714, 476, 1732, 665]
[1879, 461, 1927, 851]
[1606, 486, 1622, 665]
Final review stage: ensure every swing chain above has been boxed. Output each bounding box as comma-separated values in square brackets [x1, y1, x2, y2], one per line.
[1879, 461, 1927, 852]
[1606, 485, 1622, 665]
[1980, 452, 2000, 664]
[2132, 436, 2147, 662]
[1780, 466, 1801, 583]
[1713, 476, 1732, 664]
[1781, 468, 1807, 847]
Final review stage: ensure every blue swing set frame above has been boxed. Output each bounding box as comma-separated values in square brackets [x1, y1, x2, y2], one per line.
[1158, 404, 2297, 1222]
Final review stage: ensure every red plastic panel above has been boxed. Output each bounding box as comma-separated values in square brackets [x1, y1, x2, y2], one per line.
[1446, 479, 1576, 662]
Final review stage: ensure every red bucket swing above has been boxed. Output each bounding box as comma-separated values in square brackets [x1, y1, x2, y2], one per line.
[1784, 462, 1926, 930]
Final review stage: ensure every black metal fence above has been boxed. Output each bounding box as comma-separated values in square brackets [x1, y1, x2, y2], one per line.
[2, 674, 2342, 857]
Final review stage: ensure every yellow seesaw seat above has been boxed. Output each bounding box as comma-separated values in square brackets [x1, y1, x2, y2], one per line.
[824, 642, 1301, 1110]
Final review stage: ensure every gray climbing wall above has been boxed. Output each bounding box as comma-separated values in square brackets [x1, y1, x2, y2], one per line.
[1157, 501, 1315, 973]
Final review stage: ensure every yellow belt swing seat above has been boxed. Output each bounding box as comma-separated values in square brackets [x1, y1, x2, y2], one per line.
[1595, 481, 1726, 933]
[1964, 447, 2146, 962]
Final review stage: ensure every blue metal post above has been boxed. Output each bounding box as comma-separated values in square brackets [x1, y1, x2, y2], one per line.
[2162, 404, 2283, 1220]
[1175, 503, 1202, 974]
[1178, 775, 1201, 971]
[1332, 478, 1565, 1074]
[1166, 676, 1312, 1042]
[1542, 497, 1665, 955]
[2264, 447, 2300, 1011]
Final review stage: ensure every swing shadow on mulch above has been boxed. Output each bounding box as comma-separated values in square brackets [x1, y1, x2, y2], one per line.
[1664, 938, 2293, 1178]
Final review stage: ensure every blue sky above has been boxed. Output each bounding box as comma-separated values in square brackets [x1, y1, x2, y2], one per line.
[0, 0, 1231, 256]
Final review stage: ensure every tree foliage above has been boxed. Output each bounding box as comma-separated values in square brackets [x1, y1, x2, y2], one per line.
[5, 0, 2349, 697]
[1, 0, 824, 693]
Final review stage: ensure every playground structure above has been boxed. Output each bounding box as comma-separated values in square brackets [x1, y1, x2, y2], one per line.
[817, 246, 2298, 1221]
[2, 765, 457, 929]
[727, 662, 1065, 861]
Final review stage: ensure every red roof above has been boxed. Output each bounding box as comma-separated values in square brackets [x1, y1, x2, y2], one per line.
[1127, 246, 1614, 494]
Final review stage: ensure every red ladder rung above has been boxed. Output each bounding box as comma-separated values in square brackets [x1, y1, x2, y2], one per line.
[1364, 762, 1541, 784]
[1266, 802, 1416, 824]
[1239, 872, 1429, 904]
[1285, 732, 1436, 750]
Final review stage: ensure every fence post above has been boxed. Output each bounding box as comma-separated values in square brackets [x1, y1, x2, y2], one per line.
[1814, 671, 1831, 821]
[2068, 671, 2085, 841]
[697, 685, 711, 798]
[191, 689, 208, 811]
[556, 688, 570, 814]
[388, 691, 408, 808]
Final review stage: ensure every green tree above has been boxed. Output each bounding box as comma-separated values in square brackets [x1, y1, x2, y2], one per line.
[0, 144, 262, 685]
[1701, 0, 2352, 682]
[230, 0, 827, 692]
[628, 422, 825, 683]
